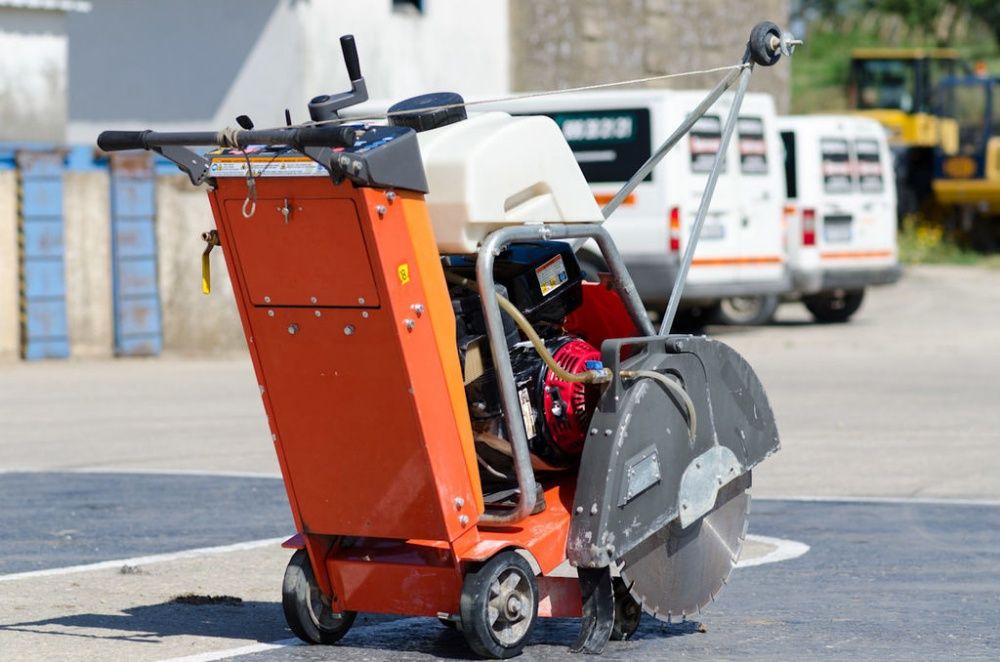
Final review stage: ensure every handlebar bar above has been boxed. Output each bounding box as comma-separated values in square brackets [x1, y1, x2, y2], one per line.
[96, 125, 360, 153]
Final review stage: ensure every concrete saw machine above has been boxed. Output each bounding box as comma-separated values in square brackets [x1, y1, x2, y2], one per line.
[97, 22, 797, 658]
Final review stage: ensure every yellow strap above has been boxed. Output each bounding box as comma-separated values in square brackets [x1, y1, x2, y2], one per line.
[201, 230, 219, 295]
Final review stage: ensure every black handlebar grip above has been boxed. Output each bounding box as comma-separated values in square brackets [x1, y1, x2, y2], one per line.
[340, 35, 361, 81]
[97, 130, 151, 152]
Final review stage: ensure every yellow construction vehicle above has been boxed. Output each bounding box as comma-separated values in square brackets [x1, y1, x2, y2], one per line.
[932, 73, 1000, 247]
[847, 48, 965, 215]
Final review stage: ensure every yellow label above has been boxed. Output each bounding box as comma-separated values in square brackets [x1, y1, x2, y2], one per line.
[397, 263, 411, 285]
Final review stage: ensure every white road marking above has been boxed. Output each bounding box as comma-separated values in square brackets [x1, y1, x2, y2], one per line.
[0, 467, 282, 479]
[160, 638, 301, 662]
[0, 537, 286, 583]
[758, 495, 1000, 507]
[738, 534, 810, 568]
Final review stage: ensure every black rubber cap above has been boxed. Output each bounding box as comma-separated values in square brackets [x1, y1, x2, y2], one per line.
[388, 92, 467, 132]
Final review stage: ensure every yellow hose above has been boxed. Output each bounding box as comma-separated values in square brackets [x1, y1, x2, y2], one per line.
[445, 272, 611, 385]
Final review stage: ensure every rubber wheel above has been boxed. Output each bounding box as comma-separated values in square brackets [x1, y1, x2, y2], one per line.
[610, 578, 642, 641]
[459, 550, 539, 658]
[803, 289, 865, 323]
[748, 21, 782, 66]
[711, 294, 778, 326]
[282, 549, 356, 645]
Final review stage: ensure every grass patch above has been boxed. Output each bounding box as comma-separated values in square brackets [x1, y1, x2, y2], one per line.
[897, 214, 993, 265]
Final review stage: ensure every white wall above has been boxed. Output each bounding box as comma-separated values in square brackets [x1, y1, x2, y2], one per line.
[0, 9, 68, 142]
[68, 0, 510, 143]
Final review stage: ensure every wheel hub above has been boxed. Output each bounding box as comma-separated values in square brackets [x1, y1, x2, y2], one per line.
[487, 569, 532, 645]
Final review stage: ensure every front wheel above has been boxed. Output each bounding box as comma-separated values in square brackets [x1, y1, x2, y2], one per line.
[712, 295, 779, 326]
[282, 549, 356, 645]
[803, 289, 864, 323]
[460, 550, 539, 658]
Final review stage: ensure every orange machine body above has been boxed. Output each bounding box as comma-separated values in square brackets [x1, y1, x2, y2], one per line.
[209, 172, 587, 618]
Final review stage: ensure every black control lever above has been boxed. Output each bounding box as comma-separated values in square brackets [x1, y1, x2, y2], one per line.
[307, 34, 369, 123]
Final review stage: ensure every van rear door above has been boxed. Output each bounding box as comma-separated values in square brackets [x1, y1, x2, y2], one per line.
[683, 112, 741, 286]
[818, 136, 857, 249]
[849, 135, 896, 262]
[735, 114, 785, 284]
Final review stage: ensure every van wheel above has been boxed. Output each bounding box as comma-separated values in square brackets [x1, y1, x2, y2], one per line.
[712, 295, 778, 326]
[803, 289, 865, 323]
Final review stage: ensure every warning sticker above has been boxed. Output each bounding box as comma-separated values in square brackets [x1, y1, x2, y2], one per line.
[535, 255, 568, 297]
[209, 157, 326, 178]
[518, 387, 537, 439]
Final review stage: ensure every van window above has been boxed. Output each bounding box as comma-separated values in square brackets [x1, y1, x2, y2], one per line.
[737, 116, 768, 175]
[689, 115, 725, 174]
[780, 130, 797, 199]
[820, 138, 853, 194]
[854, 138, 884, 193]
[545, 108, 652, 183]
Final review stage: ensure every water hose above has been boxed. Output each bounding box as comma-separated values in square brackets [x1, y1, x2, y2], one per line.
[445, 272, 611, 385]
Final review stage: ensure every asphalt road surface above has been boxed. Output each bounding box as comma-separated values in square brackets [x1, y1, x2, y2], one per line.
[1, 264, 999, 660]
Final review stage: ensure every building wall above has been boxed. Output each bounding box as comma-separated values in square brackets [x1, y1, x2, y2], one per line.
[509, 0, 791, 113]
[0, 9, 68, 142]
[0, 170, 18, 360]
[67, 0, 511, 144]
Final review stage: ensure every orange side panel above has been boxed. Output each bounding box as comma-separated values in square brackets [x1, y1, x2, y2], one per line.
[398, 193, 484, 514]
[210, 176, 478, 544]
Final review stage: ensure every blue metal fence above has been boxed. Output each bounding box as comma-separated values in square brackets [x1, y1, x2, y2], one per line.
[109, 152, 162, 356]
[16, 150, 69, 360]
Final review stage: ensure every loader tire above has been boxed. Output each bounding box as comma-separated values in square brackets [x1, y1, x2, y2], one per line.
[282, 549, 356, 645]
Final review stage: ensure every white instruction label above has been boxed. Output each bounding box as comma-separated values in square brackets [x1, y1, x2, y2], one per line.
[535, 255, 569, 297]
[518, 387, 537, 439]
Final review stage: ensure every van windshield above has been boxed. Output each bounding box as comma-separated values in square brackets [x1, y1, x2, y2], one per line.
[543, 108, 653, 183]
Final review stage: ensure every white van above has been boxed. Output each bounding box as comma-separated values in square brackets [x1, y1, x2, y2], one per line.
[488, 90, 790, 325]
[777, 115, 901, 322]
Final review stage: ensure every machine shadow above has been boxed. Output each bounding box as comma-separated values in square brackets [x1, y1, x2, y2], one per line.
[0, 599, 287, 645]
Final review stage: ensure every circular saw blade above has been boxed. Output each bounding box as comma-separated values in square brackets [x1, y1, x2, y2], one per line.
[618, 473, 751, 621]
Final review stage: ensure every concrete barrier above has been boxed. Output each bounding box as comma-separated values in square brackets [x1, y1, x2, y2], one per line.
[64, 170, 113, 358]
[155, 175, 244, 355]
[0, 169, 17, 360]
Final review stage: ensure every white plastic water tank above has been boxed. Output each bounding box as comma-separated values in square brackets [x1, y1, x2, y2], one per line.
[416, 112, 604, 253]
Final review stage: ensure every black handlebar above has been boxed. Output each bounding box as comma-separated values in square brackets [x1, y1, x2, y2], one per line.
[96, 125, 360, 153]
[340, 35, 362, 82]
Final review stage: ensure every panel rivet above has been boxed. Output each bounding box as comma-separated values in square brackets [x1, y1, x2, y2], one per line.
[385, 190, 396, 202]
[411, 303, 424, 317]
[287, 324, 298, 335]
[344, 325, 355, 336]
[264, 296, 271, 303]
[376, 204, 387, 217]
[458, 514, 469, 526]
[267, 309, 275, 317]
[314, 310, 321, 317]
[404, 318, 416, 331]
[310, 296, 317, 304]
[358, 297, 366, 305]
[454, 497, 465, 510]
[361, 311, 369, 319]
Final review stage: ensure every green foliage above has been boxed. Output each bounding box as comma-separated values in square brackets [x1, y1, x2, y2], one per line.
[897, 213, 999, 265]
[790, 1, 1000, 113]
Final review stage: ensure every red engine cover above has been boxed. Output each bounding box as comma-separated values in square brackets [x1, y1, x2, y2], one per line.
[542, 338, 601, 456]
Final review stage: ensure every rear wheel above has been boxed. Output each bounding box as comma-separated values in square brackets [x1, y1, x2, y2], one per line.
[282, 549, 356, 645]
[803, 289, 865, 323]
[712, 295, 778, 326]
[460, 550, 538, 658]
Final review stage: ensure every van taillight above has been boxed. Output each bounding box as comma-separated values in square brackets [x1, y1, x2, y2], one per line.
[802, 208, 816, 246]
[669, 207, 681, 252]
